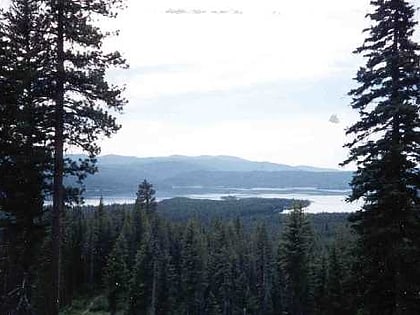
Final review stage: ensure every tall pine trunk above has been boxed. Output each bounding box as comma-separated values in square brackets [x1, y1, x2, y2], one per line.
[51, 0, 65, 313]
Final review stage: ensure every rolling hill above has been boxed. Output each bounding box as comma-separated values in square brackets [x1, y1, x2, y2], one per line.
[66, 154, 352, 197]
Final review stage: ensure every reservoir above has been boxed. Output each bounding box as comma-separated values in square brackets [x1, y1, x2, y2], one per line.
[81, 187, 362, 213]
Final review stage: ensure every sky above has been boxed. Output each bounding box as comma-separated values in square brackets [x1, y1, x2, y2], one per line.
[2, 0, 419, 168]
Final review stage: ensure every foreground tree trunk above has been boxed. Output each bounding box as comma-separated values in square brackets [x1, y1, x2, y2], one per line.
[51, 0, 65, 312]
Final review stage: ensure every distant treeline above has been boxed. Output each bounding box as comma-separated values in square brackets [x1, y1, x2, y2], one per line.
[63, 155, 352, 197]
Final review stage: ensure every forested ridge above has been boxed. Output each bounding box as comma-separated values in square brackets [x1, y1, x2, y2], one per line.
[63, 155, 353, 197]
[37, 182, 358, 315]
[0, 0, 419, 314]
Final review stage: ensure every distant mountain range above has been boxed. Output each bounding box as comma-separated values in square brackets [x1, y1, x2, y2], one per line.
[66, 154, 352, 197]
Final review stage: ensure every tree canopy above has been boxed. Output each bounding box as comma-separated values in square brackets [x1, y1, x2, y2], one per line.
[343, 0, 420, 313]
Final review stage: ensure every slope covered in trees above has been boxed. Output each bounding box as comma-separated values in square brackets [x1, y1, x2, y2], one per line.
[28, 184, 356, 315]
[0, 0, 418, 313]
[64, 155, 353, 197]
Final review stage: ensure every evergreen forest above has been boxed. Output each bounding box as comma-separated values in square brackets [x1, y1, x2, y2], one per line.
[0, 0, 419, 314]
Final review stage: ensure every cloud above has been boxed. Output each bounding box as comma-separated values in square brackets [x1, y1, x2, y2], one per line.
[120, 76, 354, 126]
[95, 0, 374, 168]
[3, 0, 388, 168]
[105, 0, 371, 98]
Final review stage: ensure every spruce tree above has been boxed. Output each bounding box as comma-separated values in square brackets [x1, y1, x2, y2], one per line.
[326, 246, 344, 315]
[104, 233, 129, 315]
[180, 220, 206, 315]
[62, 207, 86, 305]
[229, 219, 252, 315]
[313, 255, 327, 315]
[93, 197, 112, 284]
[253, 223, 273, 315]
[207, 221, 234, 315]
[0, 1, 51, 312]
[127, 223, 154, 315]
[278, 204, 314, 315]
[342, 0, 420, 313]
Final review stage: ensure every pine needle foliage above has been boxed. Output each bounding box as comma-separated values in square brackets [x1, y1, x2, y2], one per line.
[342, 0, 420, 313]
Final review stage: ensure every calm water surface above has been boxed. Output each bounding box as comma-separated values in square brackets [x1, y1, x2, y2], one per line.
[82, 189, 361, 213]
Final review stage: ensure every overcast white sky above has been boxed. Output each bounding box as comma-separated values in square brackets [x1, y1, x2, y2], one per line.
[2, 0, 419, 168]
[101, 0, 372, 169]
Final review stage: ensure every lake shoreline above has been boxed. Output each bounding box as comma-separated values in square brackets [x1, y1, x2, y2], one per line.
[79, 187, 360, 213]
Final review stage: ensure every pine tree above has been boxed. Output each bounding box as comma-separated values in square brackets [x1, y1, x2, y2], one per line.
[1, 0, 127, 311]
[253, 223, 273, 315]
[313, 255, 327, 315]
[104, 233, 129, 315]
[127, 212, 171, 315]
[42, 1, 127, 311]
[278, 204, 314, 315]
[179, 220, 206, 315]
[207, 221, 234, 315]
[155, 251, 177, 315]
[136, 179, 157, 214]
[93, 197, 112, 284]
[62, 207, 86, 305]
[326, 246, 343, 315]
[229, 218, 252, 315]
[127, 216, 154, 315]
[342, 0, 420, 313]
[0, 1, 51, 312]
[119, 210, 137, 268]
[161, 224, 183, 314]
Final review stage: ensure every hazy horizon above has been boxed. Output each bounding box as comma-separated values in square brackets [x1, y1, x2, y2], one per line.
[72, 152, 349, 170]
[96, 0, 368, 170]
[3, 0, 419, 169]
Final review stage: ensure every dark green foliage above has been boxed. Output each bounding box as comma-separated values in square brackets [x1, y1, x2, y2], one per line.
[330, 229, 360, 315]
[206, 292, 222, 315]
[158, 197, 308, 225]
[179, 220, 207, 315]
[325, 247, 343, 315]
[45, 0, 127, 308]
[0, 0, 127, 312]
[2, 185, 358, 314]
[136, 179, 157, 214]
[45, 0, 127, 158]
[62, 207, 86, 305]
[278, 204, 314, 315]
[313, 256, 328, 315]
[127, 233, 150, 314]
[104, 233, 129, 315]
[14, 194, 364, 314]
[253, 223, 273, 315]
[312, 240, 359, 315]
[343, 0, 420, 313]
[130, 180, 157, 267]
[0, 1, 51, 312]
[92, 198, 113, 285]
[206, 221, 235, 315]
